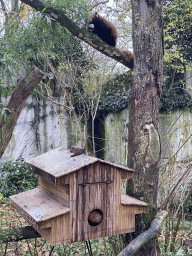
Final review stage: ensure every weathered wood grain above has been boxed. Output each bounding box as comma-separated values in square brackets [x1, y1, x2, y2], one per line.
[11, 148, 147, 246]
[27, 147, 134, 185]
[39, 177, 69, 206]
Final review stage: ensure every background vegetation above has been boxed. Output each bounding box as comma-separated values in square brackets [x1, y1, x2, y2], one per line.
[0, 0, 192, 255]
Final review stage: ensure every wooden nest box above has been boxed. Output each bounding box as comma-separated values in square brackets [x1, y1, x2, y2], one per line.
[11, 147, 147, 246]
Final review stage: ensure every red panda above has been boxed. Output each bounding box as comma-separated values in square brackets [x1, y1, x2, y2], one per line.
[121, 49, 134, 68]
[89, 12, 118, 47]
[121, 49, 134, 62]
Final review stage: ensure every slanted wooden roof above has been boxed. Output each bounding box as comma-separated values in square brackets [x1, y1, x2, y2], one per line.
[121, 194, 148, 207]
[121, 194, 148, 214]
[10, 188, 70, 227]
[27, 147, 134, 184]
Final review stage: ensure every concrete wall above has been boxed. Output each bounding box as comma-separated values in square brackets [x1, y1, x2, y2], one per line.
[0, 95, 68, 164]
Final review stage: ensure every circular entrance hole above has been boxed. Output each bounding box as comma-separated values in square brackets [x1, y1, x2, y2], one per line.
[88, 209, 103, 227]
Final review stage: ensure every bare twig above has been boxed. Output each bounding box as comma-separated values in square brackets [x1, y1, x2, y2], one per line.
[161, 163, 192, 210]
[170, 185, 192, 252]
[91, 1, 109, 10]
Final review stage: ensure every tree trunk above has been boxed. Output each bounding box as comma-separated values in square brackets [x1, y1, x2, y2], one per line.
[127, 0, 164, 255]
[0, 66, 44, 159]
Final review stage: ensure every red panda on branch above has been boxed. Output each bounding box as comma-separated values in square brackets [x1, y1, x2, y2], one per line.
[89, 12, 134, 68]
[89, 12, 118, 47]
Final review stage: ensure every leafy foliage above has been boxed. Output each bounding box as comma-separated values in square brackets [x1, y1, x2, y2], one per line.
[73, 71, 132, 115]
[0, 0, 89, 89]
[99, 72, 132, 113]
[163, 0, 192, 66]
[44, 0, 90, 27]
[161, 0, 192, 111]
[99, 90, 132, 113]
[0, 0, 91, 127]
[160, 66, 192, 111]
[0, 157, 38, 198]
[159, 219, 192, 255]
[160, 87, 192, 111]
[1, 15, 83, 71]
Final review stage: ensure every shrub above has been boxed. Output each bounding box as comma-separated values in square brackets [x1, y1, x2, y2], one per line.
[0, 156, 38, 198]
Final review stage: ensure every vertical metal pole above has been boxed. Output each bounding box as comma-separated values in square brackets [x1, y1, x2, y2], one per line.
[49, 246, 54, 256]
[86, 240, 93, 256]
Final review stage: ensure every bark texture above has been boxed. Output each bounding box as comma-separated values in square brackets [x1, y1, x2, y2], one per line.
[127, 0, 164, 255]
[0, 66, 44, 159]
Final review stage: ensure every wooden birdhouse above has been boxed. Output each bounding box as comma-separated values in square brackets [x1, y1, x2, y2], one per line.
[10, 147, 147, 246]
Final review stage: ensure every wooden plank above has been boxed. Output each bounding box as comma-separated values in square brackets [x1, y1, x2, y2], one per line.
[39, 177, 69, 207]
[26, 147, 134, 184]
[107, 163, 113, 183]
[10, 188, 70, 225]
[94, 162, 101, 183]
[121, 169, 133, 180]
[27, 148, 98, 181]
[113, 168, 122, 233]
[107, 183, 113, 237]
[121, 194, 148, 207]
[76, 182, 110, 242]
[36, 226, 52, 244]
[69, 173, 75, 243]
[118, 206, 135, 233]
[57, 174, 70, 185]
[38, 212, 71, 246]
[77, 162, 113, 185]
[133, 206, 148, 214]
[72, 172, 78, 242]
[27, 163, 56, 184]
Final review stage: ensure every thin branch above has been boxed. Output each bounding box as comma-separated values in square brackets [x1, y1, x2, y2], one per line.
[20, 0, 133, 69]
[160, 163, 192, 210]
[91, 1, 109, 10]
[170, 185, 192, 252]
[160, 133, 192, 172]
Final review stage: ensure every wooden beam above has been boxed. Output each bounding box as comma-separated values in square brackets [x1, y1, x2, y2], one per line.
[0, 226, 41, 244]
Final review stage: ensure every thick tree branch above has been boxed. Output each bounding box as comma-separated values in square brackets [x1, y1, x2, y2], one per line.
[0, 226, 41, 244]
[0, 66, 44, 159]
[118, 211, 168, 256]
[20, 0, 133, 70]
